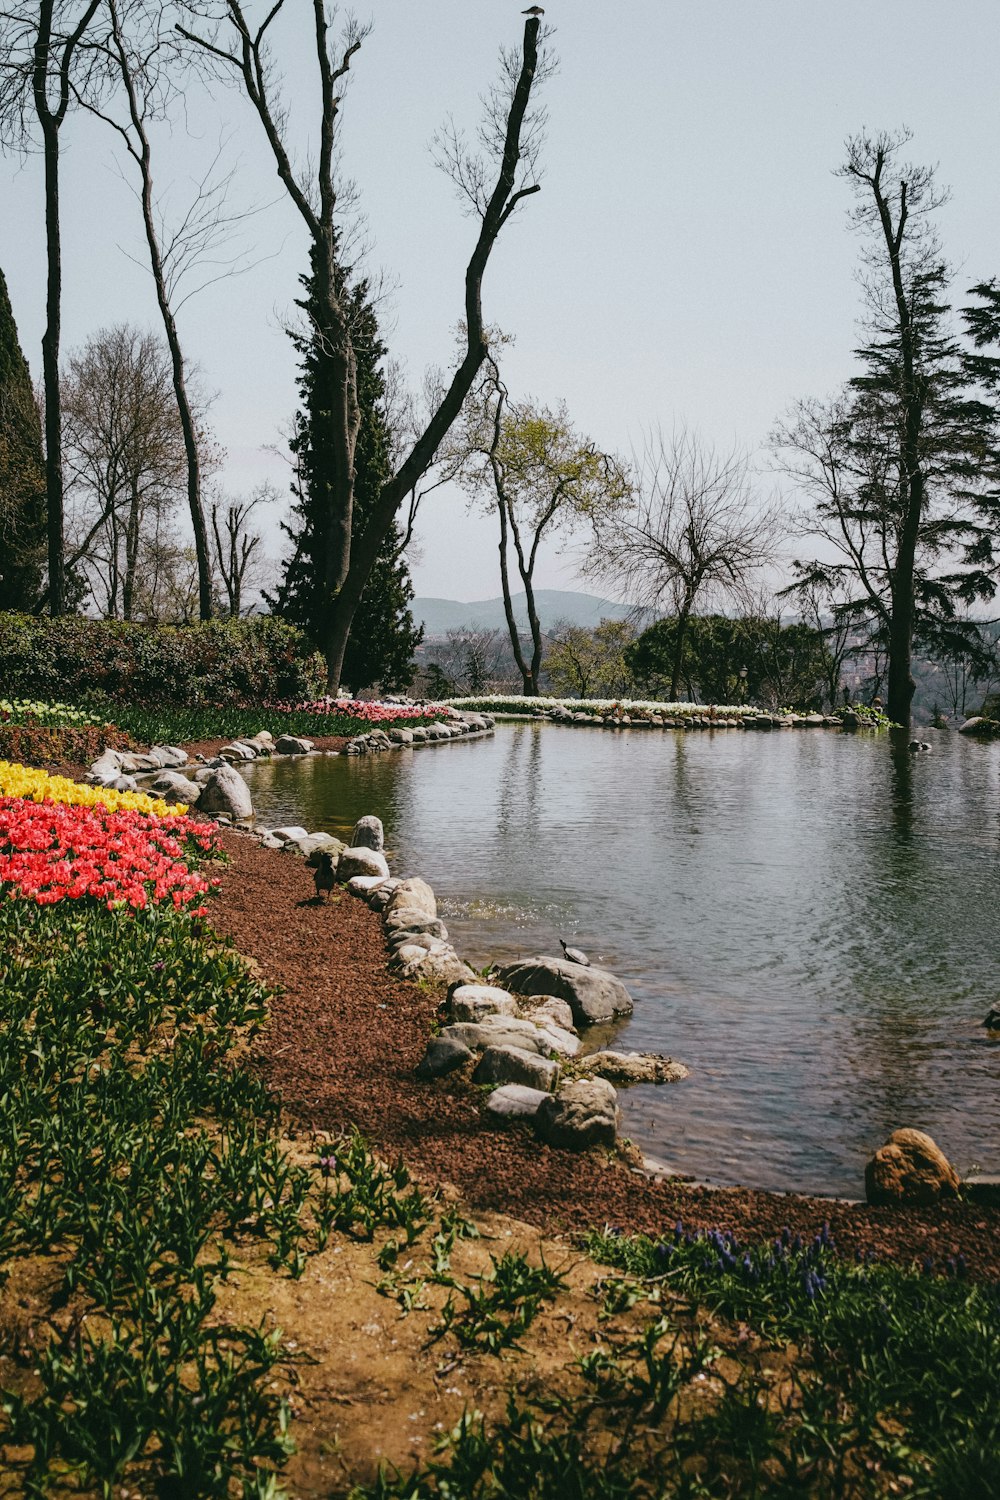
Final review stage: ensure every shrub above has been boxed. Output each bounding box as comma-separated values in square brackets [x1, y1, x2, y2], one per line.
[0, 723, 134, 767]
[0, 613, 324, 707]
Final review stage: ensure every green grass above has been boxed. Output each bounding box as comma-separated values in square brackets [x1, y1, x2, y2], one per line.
[0, 892, 435, 1497]
[77, 702, 448, 746]
[352, 1225, 1000, 1498]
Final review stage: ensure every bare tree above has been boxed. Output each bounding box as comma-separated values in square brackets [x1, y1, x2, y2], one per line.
[431, 626, 511, 696]
[589, 428, 781, 700]
[0, 0, 103, 612]
[210, 480, 275, 616]
[178, 5, 550, 691]
[62, 323, 189, 617]
[74, 0, 266, 620]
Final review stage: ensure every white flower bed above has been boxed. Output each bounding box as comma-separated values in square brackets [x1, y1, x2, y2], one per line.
[445, 694, 764, 717]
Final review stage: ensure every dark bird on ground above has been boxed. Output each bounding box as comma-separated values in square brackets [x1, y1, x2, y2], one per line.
[522, 6, 545, 15]
[560, 938, 591, 966]
[314, 851, 337, 902]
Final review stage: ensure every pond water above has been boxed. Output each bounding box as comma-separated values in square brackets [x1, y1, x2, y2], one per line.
[243, 724, 1000, 1198]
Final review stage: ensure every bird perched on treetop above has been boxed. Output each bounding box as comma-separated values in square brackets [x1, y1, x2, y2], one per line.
[522, 7, 545, 16]
[560, 938, 591, 967]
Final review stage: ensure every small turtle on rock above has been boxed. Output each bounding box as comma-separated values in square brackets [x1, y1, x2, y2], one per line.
[560, 938, 591, 967]
[983, 1005, 1000, 1030]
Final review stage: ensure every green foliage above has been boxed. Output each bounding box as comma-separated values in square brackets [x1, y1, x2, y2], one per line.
[543, 619, 637, 699]
[356, 1221, 1000, 1498]
[627, 613, 830, 710]
[0, 612, 324, 707]
[0, 721, 135, 767]
[272, 256, 423, 691]
[0, 265, 46, 611]
[0, 897, 303, 1493]
[94, 702, 447, 745]
[431, 1250, 567, 1353]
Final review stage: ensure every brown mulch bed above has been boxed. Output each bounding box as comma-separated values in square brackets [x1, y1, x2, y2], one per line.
[210, 832, 1000, 1281]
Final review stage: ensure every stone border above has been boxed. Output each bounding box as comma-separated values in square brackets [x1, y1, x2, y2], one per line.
[483, 707, 877, 731]
[82, 708, 497, 819]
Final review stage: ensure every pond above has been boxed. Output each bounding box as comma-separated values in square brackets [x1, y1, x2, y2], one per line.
[243, 723, 1000, 1199]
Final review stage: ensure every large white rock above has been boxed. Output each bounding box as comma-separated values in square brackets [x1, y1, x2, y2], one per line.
[483, 1084, 549, 1122]
[450, 984, 517, 1023]
[150, 771, 202, 806]
[536, 1077, 620, 1151]
[440, 1016, 556, 1057]
[385, 878, 436, 921]
[495, 956, 634, 1027]
[89, 751, 122, 779]
[149, 745, 188, 768]
[347, 875, 389, 898]
[197, 763, 254, 820]
[521, 997, 576, 1033]
[577, 1052, 689, 1085]
[532, 1021, 581, 1058]
[274, 734, 314, 755]
[351, 815, 384, 851]
[337, 846, 390, 882]
[271, 826, 310, 843]
[473, 1045, 560, 1091]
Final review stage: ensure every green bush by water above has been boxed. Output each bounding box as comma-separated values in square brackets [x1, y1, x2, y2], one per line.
[0, 613, 324, 709]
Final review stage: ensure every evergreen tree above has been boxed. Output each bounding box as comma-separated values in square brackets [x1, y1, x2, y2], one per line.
[0, 267, 46, 611]
[272, 257, 422, 693]
[774, 134, 1000, 729]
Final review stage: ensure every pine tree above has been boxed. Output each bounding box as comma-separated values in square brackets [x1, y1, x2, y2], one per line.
[775, 134, 1000, 728]
[0, 267, 46, 611]
[272, 256, 422, 693]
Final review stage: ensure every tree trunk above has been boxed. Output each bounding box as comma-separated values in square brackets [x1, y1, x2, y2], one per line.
[306, 18, 543, 693]
[40, 115, 64, 616]
[136, 149, 212, 620]
[521, 567, 543, 695]
[123, 481, 141, 620]
[670, 602, 693, 701]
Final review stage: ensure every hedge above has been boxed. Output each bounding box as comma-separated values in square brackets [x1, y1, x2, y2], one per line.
[0, 614, 324, 708]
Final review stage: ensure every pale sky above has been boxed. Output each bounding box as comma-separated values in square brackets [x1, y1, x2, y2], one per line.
[3, 1, 999, 600]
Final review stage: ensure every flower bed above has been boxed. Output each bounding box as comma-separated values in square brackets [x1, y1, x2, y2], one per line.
[0, 759, 182, 818]
[270, 697, 450, 724]
[0, 796, 218, 910]
[447, 694, 764, 717]
[0, 696, 101, 727]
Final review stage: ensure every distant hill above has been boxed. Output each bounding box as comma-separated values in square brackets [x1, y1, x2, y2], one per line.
[413, 589, 638, 639]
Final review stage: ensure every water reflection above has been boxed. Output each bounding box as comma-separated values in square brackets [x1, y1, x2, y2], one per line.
[244, 726, 1000, 1197]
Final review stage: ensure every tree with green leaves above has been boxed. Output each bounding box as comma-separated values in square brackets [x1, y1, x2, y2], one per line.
[272, 259, 423, 694]
[450, 360, 632, 695]
[544, 618, 636, 699]
[0, 266, 45, 610]
[773, 131, 1000, 731]
[626, 612, 828, 710]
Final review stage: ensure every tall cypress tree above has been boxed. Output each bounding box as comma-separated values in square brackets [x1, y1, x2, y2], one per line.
[273, 257, 423, 693]
[0, 268, 46, 611]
